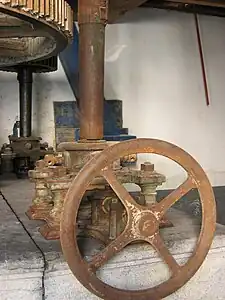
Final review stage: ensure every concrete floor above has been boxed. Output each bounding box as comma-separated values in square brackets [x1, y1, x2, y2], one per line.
[0, 176, 65, 300]
[1, 177, 225, 300]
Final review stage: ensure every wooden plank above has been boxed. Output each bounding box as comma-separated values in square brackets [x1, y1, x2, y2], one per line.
[143, 0, 225, 18]
[144, 0, 225, 9]
[67, 0, 149, 23]
[108, 0, 148, 22]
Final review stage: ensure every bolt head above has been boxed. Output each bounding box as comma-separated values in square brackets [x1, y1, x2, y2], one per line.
[35, 160, 46, 169]
[141, 162, 154, 171]
[25, 142, 32, 150]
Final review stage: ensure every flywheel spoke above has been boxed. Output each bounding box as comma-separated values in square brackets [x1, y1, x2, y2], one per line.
[101, 167, 139, 209]
[155, 177, 195, 218]
[147, 233, 180, 275]
[88, 230, 133, 272]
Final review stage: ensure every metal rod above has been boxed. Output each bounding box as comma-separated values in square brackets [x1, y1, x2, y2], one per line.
[78, 20, 105, 140]
[17, 67, 33, 137]
[194, 13, 210, 106]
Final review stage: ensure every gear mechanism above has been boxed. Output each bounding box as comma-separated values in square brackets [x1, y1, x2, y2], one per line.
[0, 0, 73, 66]
[0, 55, 57, 73]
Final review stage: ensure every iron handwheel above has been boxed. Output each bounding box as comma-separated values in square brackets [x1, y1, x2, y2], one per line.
[60, 138, 216, 300]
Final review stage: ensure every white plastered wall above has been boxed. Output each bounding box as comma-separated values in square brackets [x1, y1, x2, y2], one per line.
[105, 8, 225, 188]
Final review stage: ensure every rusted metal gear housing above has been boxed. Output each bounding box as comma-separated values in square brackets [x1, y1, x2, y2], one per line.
[26, 141, 147, 240]
[0, 0, 73, 66]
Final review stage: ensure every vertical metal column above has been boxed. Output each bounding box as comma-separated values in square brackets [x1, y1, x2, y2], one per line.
[17, 67, 33, 137]
[78, 0, 108, 140]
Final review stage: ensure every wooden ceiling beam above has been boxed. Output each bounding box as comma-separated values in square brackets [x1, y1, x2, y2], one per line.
[65, 0, 149, 23]
[145, 0, 225, 9]
[109, 0, 149, 23]
[143, 0, 225, 18]
[66, 0, 225, 22]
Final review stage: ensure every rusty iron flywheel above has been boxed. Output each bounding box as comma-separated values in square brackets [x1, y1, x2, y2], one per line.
[60, 138, 216, 300]
[0, 0, 73, 66]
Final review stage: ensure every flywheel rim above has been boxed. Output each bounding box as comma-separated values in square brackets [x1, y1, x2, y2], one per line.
[60, 138, 216, 300]
[0, 0, 73, 66]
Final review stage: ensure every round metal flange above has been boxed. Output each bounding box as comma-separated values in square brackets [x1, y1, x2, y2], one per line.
[0, 0, 73, 66]
[60, 138, 216, 300]
[0, 56, 58, 73]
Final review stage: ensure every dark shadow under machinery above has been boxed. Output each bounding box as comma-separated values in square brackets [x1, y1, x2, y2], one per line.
[0, 58, 57, 178]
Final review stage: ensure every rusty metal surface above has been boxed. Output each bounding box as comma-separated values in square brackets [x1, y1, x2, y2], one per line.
[60, 138, 216, 300]
[79, 23, 105, 140]
[39, 176, 72, 239]
[27, 155, 72, 239]
[1, 136, 55, 177]
[27, 140, 167, 242]
[26, 157, 68, 223]
[0, 0, 73, 66]
[26, 167, 54, 221]
[78, 0, 107, 140]
[78, 0, 108, 24]
[57, 141, 117, 151]
[57, 141, 119, 171]
[121, 153, 137, 165]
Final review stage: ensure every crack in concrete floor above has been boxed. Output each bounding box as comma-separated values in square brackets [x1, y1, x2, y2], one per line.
[0, 189, 47, 300]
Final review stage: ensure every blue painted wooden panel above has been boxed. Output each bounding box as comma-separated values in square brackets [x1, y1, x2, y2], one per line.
[54, 100, 124, 135]
[104, 100, 122, 135]
[104, 135, 136, 141]
[59, 23, 79, 99]
[54, 100, 137, 144]
[54, 101, 79, 127]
